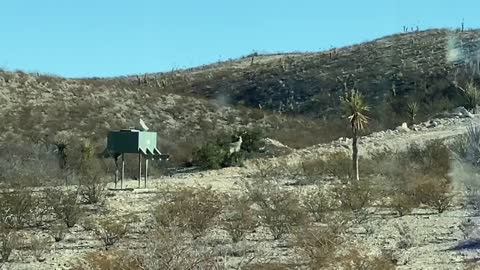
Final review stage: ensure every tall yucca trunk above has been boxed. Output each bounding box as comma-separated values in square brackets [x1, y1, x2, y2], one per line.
[352, 126, 359, 181]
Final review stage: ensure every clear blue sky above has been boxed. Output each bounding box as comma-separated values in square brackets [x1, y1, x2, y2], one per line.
[0, 0, 478, 78]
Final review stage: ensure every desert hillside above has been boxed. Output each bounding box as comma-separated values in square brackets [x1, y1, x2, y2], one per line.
[2, 29, 480, 152]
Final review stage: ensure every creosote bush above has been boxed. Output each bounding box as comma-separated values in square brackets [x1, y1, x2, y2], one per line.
[30, 235, 50, 262]
[46, 189, 83, 228]
[301, 152, 351, 179]
[0, 188, 45, 228]
[95, 218, 128, 250]
[389, 193, 418, 216]
[302, 187, 338, 222]
[411, 175, 452, 213]
[0, 227, 18, 265]
[144, 227, 220, 270]
[334, 179, 373, 212]
[247, 180, 307, 240]
[154, 186, 223, 239]
[294, 221, 345, 269]
[222, 195, 257, 243]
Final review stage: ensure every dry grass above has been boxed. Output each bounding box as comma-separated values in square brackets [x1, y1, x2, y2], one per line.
[71, 250, 144, 270]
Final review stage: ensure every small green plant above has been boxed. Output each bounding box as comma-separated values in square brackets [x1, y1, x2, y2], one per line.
[459, 81, 480, 113]
[406, 101, 419, 125]
[222, 195, 257, 243]
[154, 187, 223, 239]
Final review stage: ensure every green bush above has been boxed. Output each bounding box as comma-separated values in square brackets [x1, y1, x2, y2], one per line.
[194, 142, 226, 169]
[239, 128, 265, 154]
[193, 129, 265, 170]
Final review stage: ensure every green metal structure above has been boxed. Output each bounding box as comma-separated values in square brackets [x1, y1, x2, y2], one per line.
[103, 129, 169, 188]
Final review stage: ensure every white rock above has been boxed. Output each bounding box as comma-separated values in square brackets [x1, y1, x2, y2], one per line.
[395, 122, 410, 132]
[453, 106, 474, 118]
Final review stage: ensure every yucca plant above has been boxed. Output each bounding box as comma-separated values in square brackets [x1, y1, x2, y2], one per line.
[406, 101, 419, 126]
[457, 81, 480, 113]
[341, 89, 369, 181]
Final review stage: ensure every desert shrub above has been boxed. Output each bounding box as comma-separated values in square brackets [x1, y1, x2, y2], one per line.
[95, 218, 128, 250]
[247, 181, 307, 240]
[302, 187, 338, 222]
[338, 249, 396, 270]
[46, 189, 83, 228]
[394, 223, 415, 249]
[76, 140, 106, 204]
[301, 152, 351, 179]
[154, 186, 223, 239]
[193, 129, 265, 170]
[30, 235, 50, 262]
[50, 223, 67, 242]
[460, 81, 480, 112]
[239, 128, 266, 154]
[389, 193, 418, 216]
[460, 218, 476, 239]
[0, 227, 18, 265]
[0, 143, 63, 187]
[194, 141, 227, 169]
[399, 140, 450, 178]
[222, 195, 257, 243]
[71, 250, 144, 270]
[144, 227, 220, 270]
[78, 170, 106, 204]
[334, 179, 373, 212]
[411, 175, 452, 213]
[0, 189, 45, 228]
[294, 222, 345, 269]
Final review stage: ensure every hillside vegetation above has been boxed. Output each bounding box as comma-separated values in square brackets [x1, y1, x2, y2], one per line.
[0, 28, 479, 166]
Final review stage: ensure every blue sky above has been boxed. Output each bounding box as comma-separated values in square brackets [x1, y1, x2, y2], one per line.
[0, 0, 478, 78]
